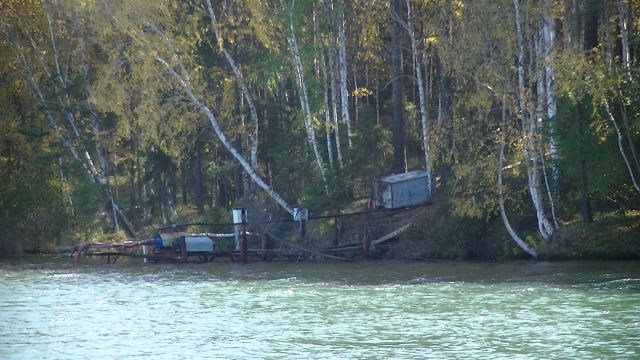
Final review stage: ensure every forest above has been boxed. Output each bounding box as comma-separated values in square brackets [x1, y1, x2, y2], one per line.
[1, 0, 639, 259]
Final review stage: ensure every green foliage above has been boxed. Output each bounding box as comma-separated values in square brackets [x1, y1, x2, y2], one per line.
[0, 85, 67, 254]
[564, 211, 640, 259]
[2, 0, 639, 259]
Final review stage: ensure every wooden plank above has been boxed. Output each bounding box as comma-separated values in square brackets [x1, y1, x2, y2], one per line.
[370, 223, 413, 247]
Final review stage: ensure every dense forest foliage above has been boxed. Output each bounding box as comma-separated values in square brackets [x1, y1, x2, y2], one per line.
[1, 0, 639, 258]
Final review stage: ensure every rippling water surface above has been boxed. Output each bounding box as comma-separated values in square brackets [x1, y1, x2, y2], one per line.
[1, 257, 639, 359]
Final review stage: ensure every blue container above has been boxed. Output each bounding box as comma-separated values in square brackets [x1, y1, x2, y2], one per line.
[154, 234, 163, 249]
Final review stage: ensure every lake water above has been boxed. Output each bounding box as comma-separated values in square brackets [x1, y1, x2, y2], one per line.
[1, 257, 639, 359]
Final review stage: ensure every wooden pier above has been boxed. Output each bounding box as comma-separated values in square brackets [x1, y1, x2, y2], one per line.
[72, 205, 420, 265]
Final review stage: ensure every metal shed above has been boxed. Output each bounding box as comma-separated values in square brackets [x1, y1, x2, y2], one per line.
[375, 170, 431, 209]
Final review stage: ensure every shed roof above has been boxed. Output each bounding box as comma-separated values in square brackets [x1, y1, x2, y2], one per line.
[378, 170, 429, 183]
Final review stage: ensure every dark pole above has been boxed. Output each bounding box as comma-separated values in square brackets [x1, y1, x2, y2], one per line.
[261, 234, 269, 261]
[333, 216, 339, 247]
[295, 208, 309, 260]
[390, 0, 406, 174]
[301, 218, 307, 260]
[241, 209, 248, 263]
[180, 237, 187, 263]
[364, 207, 372, 257]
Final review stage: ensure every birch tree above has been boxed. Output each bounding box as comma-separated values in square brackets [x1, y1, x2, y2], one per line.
[100, 0, 295, 215]
[393, 0, 432, 196]
[3, 3, 136, 236]
[513, 0, 555, 241]
[335, 0, 353, 151]
[327, 32, 344, 167]
[390, 0, 407, 174]
[541, 0, 560, 192]
[498, 92, 537, 258]
[280, 0, 329, 193]
[615, 0, 640, 178]
[204, 0, 260, 171]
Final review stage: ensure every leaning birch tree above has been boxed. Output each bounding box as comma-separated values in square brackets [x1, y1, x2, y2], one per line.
[498, 91, 537, 258]
[3, 4, 136, 236]
[203, 0, 260, 171]
[100, 0, 295, 215]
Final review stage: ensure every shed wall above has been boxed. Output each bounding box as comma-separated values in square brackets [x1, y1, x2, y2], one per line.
[375, 173, 430, 209]
[390, 177, 429, 208]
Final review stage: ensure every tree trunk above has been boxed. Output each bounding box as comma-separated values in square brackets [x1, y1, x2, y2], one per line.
[58, 157, 74, 216]
[282, 0, 329, 193]
[604, 99, 640, 195]
[204, 0, 259, 170]
[436, 55, 453, 184]
[164, 174, 178, 224]
[542, 0, 560, 193]
[401, 0, 432, 196]
[536, 22, 560, 228]
[498, 92, 537, 258]
[513, 0, 554, 241]
[153, 54, 295, 214]
[579, 159, 593, 223]
[321, 48, 335, 170]
[390, 0, 406, 174]
[329, 44, 344, 168]
[13, 33, 136, 237]
[336, 0, 353, 151]
[615, 0, 640, 174]
[194, 141, 205, 215]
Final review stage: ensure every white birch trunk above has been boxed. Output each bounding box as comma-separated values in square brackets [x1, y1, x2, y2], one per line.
[153, 55, 295, 214]
[617, 0, 631, 72]
[615, 0, 640, 174]
[604, 100, 640, 195]
[44, 13, 83, 141]
[375, 69, 380, 126]
[88, 105, 121, 232]
[104, 7, 295, 215]
[15, 35, 135, 235]
[514, 0, 554, 241]
[21, 21, 98, 176]
[329, 45, 344, 167]
[281, 1, 329, 193]
[535, 23, 559, 228]
[353, 71, 359, 125]
[541, 0, 560, 191]
[539, 147, 559, 228]
[499, 93, 537, 258]
[336, 0, 353, 150]
[321, 48, 335, 169]
[77, 13, 136, 233]
[402, 0, 432, 197]
[204, 0, 259, 170]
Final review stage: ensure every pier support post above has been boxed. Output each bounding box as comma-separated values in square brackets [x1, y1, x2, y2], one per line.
[261, 234, 270, 261]
[180, 237, 187, 263]
[294, 208, 309, 260]
[333, 216, 339, 247]
[233, 208, 248, 263]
